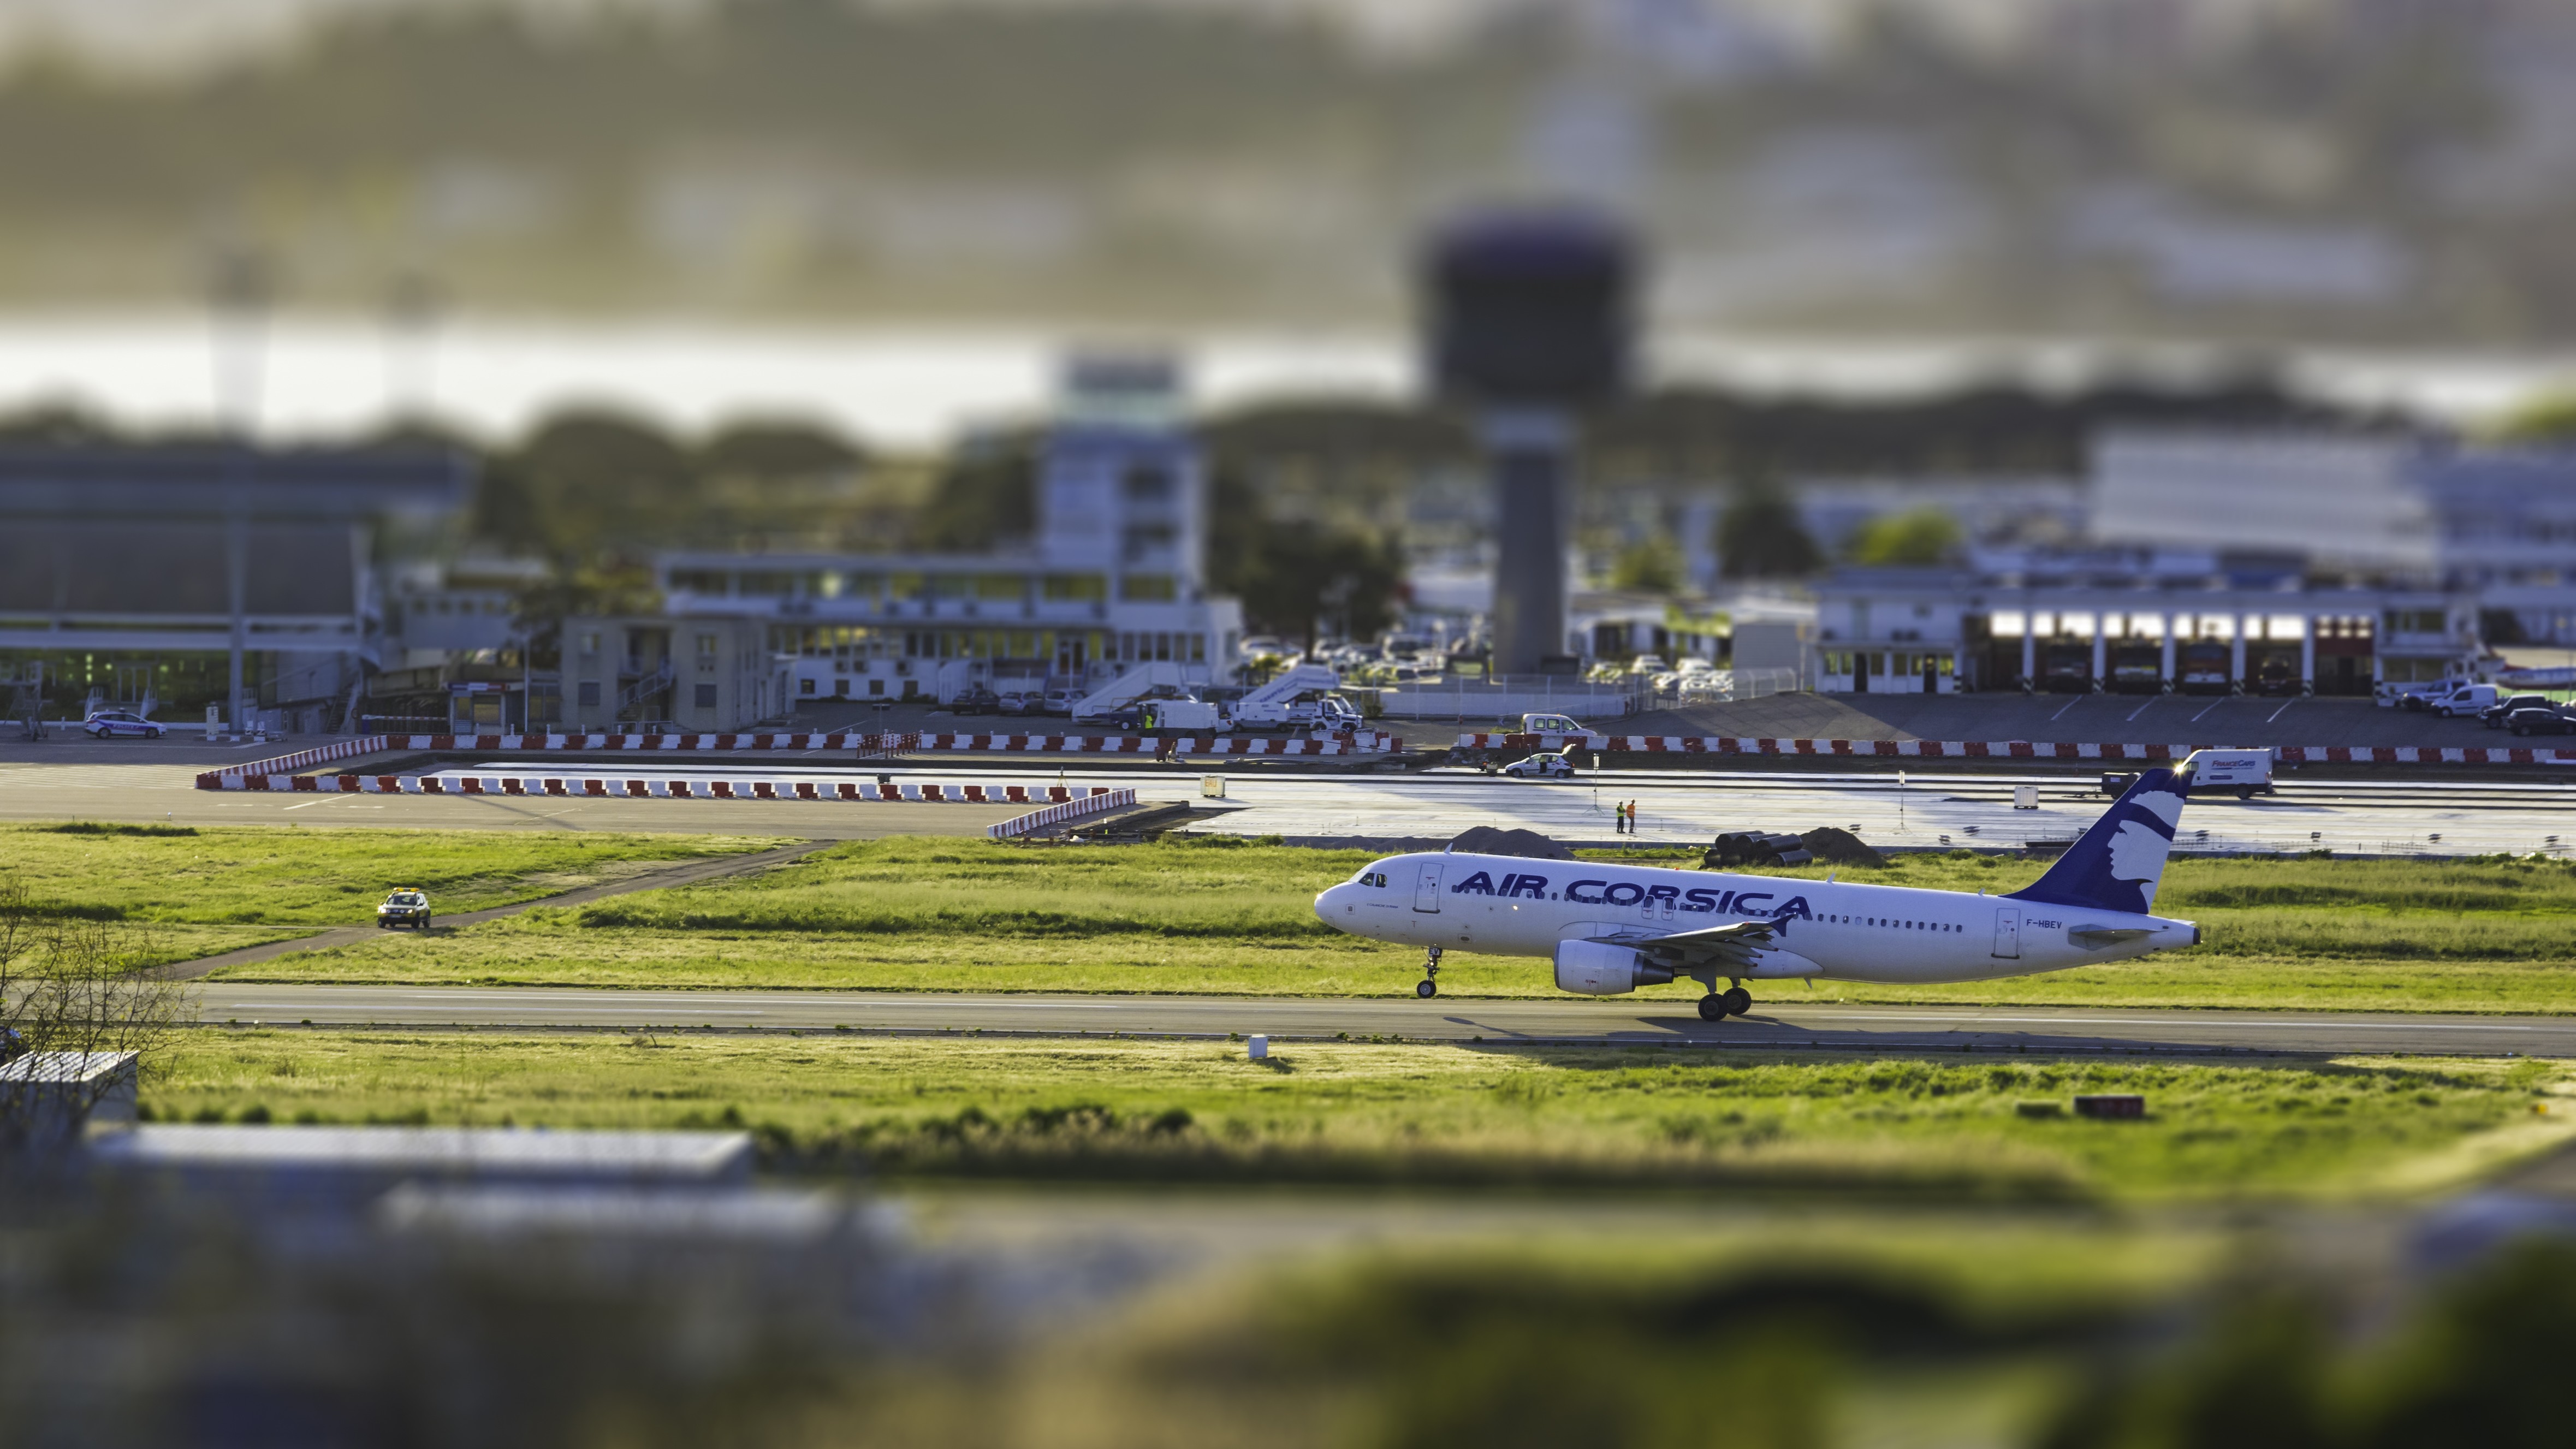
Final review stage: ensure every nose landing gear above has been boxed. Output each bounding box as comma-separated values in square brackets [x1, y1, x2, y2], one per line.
[1416, 946, 1443, 999]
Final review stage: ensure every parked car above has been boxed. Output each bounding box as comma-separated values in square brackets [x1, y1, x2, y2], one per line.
[948, 685, 1000, 715]
[2375, 680, 2443, 709]
[1043, 686, 1081, 716]
[2507, 706, 2576, 737]
[82, 710, 164, 739]
[2480, 693, 2556, 729]
[995, 689, 1036, 717]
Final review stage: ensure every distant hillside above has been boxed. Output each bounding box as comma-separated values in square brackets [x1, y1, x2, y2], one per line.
[1, 0, 2571, 343]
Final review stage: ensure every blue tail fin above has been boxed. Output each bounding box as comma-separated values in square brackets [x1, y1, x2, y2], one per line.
[2006, 768, 2187, 915]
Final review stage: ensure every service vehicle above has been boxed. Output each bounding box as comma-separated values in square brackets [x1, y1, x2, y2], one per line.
[1226, 664, 1354, 731]
[2481, 693, 2556, 728]
[82, 710, 164, 739]
[1489, 745, 1580, 780]
[376, 889, 431, 930]
[1137, 697, 1228, 732]
[2185, 747, 2276, 798]
[2178, 643, 2233, 694]
[1520, 712, 1588, 738]
[2427, 682, 2500, 718]
[2507, 705, 2576, 737]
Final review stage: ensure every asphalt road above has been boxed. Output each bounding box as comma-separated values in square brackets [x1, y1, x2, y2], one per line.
[183, 985, 2576, 1056]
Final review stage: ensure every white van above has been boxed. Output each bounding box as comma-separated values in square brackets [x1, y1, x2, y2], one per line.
[2424, 682, 2500, 718]
[2181, 747, 2275, 799]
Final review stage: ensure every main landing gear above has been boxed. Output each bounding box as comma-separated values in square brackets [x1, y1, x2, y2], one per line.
[1417, 946, 1443, 999]
[1696, 984, 1753, 1022]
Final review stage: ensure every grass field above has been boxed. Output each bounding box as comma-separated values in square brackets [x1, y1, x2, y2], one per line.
[141, 1030, 2567, 1198]
[0, 822, 776, 966]
[208, 837, 2576, 1014]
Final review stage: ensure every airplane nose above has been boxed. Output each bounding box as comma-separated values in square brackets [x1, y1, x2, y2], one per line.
[1313, 886, 1338, 924]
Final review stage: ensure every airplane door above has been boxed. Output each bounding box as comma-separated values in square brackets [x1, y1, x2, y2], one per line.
[1991, 907, 2021, 959]
[1414, 862, 1443, 913]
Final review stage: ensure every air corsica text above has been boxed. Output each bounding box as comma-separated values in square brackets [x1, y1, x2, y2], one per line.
[1448, 870, 1813, 921]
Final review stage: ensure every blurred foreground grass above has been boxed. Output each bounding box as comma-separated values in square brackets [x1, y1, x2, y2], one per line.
[145, 1032, 2567, 1199]
[212, 838, 2576, 1013]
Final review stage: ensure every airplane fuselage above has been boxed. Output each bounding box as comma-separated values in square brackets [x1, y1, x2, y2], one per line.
[1312, 852, 2197, 985]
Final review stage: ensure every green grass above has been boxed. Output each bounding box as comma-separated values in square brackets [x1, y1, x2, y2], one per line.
[0, 822, 775, 927]
[141, 1031, 2563, 1198]
[213, 838, 2576, 1014]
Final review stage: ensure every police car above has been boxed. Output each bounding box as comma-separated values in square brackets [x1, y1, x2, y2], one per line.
[82, 710, 165, 739]
[376, 888, 431, 930]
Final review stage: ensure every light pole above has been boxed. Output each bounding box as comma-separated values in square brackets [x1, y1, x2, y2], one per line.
[209, 245, 272, 740]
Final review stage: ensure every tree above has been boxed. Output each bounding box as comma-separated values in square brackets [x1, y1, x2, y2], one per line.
[1215, 513, 1405, 656]
[1845, 508, 1963, 566]
[913, 433, 1036, 551]
[1609, 537, 1684, 593]
[0, 871, 193, 1151]
[1714, 492, 1824, 579]
[2490, 390, 2576, 446]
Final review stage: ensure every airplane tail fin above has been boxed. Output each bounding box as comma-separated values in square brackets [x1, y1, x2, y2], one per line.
[2005, 768, 2187, 916]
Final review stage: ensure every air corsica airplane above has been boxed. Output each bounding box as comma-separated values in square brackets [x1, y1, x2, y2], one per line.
[1312, 753, 2214, 1020]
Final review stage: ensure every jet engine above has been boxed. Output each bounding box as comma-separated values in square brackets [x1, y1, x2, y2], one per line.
[1552, 939, 1675, 996]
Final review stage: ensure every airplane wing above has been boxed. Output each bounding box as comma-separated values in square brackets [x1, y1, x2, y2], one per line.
[1584, 918, 1781, 971]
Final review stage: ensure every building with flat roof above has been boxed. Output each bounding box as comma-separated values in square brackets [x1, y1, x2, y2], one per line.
[0, 444, 473, 730]
[1808, 433, 2576, 696]
[1814, 566, 2467, 696]
[662, 354, 1242, 705]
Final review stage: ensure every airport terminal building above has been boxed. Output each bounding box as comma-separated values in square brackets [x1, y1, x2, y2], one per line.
[0, 445, 473, 731]
[1807, 434, 2574, 695]
[658, 357, 1242, 706]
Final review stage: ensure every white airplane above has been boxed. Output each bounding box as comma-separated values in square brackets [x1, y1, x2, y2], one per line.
[1311, 756, 2210, 1020]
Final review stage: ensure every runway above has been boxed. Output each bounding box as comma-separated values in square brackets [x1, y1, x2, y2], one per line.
[421, 760, 2576, 857]
[186, 984, 2576, 1056]
[7, 750, 2574, 855]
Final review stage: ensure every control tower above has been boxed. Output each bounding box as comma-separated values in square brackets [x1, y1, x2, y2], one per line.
[1423, 211, 1634, 675]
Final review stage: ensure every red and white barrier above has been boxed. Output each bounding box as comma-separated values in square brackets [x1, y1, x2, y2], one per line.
[1455, 733, 2576, 765]
[988, 787, 1139, 839]
[908, 732, 1400, 755]
[196, 734, 394, 787]
[201, 773, 1129, 803]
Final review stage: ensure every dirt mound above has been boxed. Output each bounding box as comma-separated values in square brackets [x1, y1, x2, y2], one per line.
[1447, 826, 1575, 861]
[1798, 827, 1886, 867]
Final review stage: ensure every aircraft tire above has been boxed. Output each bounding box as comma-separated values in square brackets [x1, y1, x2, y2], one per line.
[1416, 979, 1437, 999]
[1719, 987, 1753, 1016]
[1696, 995, 1726, 1022]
